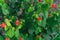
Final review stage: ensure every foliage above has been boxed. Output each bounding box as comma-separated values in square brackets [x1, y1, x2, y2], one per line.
[0, 0, 60, 40]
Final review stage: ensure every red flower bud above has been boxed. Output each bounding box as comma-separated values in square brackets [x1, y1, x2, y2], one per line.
[51, 3, 56, 9]
[15, 20, 19, 26]
[1, 22, 6, 28]
[37, 17, 41, 21]
[38, 0, 42, 2]
[4, 38, 9, 40]
[19, 37, 23, 40]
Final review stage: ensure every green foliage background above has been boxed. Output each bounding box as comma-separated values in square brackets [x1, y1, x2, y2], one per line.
[0, 0, 60, 40]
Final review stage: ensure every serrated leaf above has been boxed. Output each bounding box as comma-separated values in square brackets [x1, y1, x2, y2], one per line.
[15, 29, 20, 38]
[5, 19, 12, 27]
[2, 4, 9, 15]
[5, 29, 14, 38]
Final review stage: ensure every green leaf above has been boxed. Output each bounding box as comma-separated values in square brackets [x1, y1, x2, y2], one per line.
[40, 19, 46, 27]
[28, 5, 33, 13]
[0, 36, 3, 40]
[39, 37, 42, 40]
[0, 0, 5, 5]
[5, 29, 14, 38]
[2, 4, 9, 15]
[5, 19, 12, 27]
[24, 0, 29, 2]
[35, 27, 41, 35]
[4, 26, 9, 31]
[40, 11, 48, 27]
[45, 0, 53, 5]
[0, 3, 2, 6]
[15, 29, 20, 38]
[4, 19, 12, 31]
[41, 4, 49, 12]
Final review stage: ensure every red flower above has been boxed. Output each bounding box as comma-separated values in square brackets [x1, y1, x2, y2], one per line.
[51, 3, 56, 9]
[37, 17, 41, 21]
[19, 37, 23, 40]
[1, 22, 6, 28]
[38, 0, 42, 2]
[15, 20, 19, 26]
[4, 38, 9, 40]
